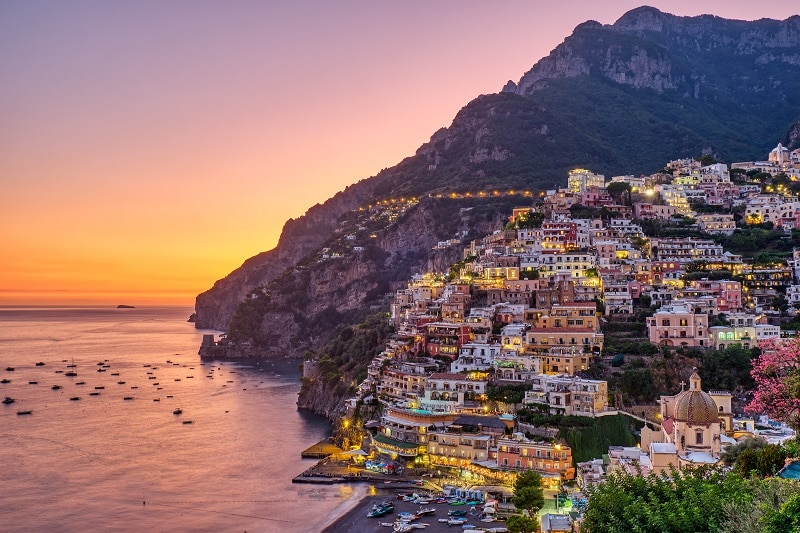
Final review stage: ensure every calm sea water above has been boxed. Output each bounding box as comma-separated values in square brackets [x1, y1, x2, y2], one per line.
[0, 307, 359, 532]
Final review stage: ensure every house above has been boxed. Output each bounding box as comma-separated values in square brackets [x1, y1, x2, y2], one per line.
[494, 435, 575, 483]
[524, 374, 609, 416]
[418, 372, 488, 412]
[695, 214, 736, 236]
[646, 302, 710, 347]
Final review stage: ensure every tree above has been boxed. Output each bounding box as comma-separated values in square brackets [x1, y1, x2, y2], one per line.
[607, 182, 632, 205]
[581, 465, 751, 533]
[760, 491, 800, 533]
[746, 338, 800, 430]
[719, 436, 767, 466]
[719, 477, 799, 533]
[512, 470, 545, 514]
[506, 514, 539, 533]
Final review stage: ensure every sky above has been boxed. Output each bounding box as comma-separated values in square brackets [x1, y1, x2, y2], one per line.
[1, 1, 798, 306]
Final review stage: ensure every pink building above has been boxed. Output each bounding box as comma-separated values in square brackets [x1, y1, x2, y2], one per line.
[646, 302, 709, 347]
[685, 279, 742, 312]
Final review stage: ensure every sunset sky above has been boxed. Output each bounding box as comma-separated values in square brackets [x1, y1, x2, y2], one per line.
[2, 1, 798, 306]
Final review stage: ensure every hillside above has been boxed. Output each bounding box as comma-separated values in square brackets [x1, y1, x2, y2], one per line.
[195, 7, 800, 357]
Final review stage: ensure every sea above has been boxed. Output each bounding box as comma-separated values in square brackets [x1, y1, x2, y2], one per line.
[0, 306, 365, 532]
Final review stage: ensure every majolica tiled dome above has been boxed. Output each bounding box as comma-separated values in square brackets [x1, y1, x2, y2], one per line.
[674, 372, 719, 425]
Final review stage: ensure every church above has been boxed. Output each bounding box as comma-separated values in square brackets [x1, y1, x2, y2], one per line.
[642, 372, 734, 472]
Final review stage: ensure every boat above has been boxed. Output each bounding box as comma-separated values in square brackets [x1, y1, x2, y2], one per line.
[28, 381, 38, 385]
[2, 397, 15, 404]
[5, 367, 14, 372]
[51, 385, 62, 390]
[173, 408, 183, 415]
[368, 501, 395, 518]
[35, 362, 45, 366]
[417, 507, 436, 516]
[447, 517, 467, 525]
[65, 371, 77, 377]
[17, 410, 32, 415]
[94, 386, 105, 390]
[123, 396, 133, 400]
[182, 420, 193, 424]
[70, 397, 81, 401]
[76, 381, 85, 385]
[1, 379, 11, 384]
[89, 392, 100, 396]
[448, 509, 467, 516]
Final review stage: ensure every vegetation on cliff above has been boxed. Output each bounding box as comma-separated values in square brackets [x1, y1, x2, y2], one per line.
[516, 411, 642, 464]
[298, 312, 394, 419]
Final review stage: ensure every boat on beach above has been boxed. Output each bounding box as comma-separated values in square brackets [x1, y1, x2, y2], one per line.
[367, 501, 395, 518]
[17, 410, 32, 415]
[3, 396, 15, 404]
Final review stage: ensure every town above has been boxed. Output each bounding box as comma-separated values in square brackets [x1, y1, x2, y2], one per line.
[302, 144, 800, 532]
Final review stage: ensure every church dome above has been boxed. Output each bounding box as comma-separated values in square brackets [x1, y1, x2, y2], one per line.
[673, 372, 719, 425]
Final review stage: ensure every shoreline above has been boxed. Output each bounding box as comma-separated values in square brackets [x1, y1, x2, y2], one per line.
[314, 484, 371, 532]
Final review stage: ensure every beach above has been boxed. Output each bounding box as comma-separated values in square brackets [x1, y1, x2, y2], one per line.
[322, 490, 505, 533]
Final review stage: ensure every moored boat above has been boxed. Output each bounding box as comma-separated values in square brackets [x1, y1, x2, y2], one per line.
[2, 396, 15, 404]
[367, 501, 395, 518]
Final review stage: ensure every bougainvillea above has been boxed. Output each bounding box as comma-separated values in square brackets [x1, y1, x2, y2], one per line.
[746, 338, 800, 430]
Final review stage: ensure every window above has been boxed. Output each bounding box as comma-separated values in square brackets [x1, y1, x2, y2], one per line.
[696, 431, 703, 445]
[662, 319, 670, 326]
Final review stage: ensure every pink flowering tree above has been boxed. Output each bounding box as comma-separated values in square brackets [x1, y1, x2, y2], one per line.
[746, 338, 800, 431]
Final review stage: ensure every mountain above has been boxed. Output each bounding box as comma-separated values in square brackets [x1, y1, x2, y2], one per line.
[195, 7, 800, 359]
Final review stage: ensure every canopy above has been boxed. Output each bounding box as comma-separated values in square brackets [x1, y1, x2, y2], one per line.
[341, 449, 368, 456]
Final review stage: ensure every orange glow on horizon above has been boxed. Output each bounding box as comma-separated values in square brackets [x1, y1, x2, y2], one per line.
[2, 2, 796, 306]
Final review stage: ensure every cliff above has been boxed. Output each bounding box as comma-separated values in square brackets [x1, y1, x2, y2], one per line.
[201, 196, 517, 361]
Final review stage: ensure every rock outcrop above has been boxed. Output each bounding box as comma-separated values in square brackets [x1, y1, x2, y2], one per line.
[513, 6, 800, 96]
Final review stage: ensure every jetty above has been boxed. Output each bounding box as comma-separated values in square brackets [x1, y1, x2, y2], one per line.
[300, 439, 343, 459]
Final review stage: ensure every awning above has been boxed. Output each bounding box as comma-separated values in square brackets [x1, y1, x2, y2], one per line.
[341, 449, 368, 456]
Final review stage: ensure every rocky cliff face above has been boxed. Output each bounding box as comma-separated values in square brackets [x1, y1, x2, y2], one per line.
[201, 196, 514, 362]
[513, 7, 800, 97]
[194, 180, 378, 330]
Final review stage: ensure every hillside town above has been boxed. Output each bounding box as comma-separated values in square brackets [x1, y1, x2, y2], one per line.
[302, 144, 800, 530]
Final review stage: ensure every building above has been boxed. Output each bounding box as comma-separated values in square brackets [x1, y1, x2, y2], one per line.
[696, 213, 736, 236]
[525, 302, 604, 357]
[524, 374, 609, 416]
[427, 415, 507, 468]
[646, 302, 710, 347]
[494, 435, 575, 483]
[641, 373, 729, 470]
[376, 408, 457, 459]
[568, 168, 605, 194]
[423, 323, 472, 358]
[418, 372, 488, 411]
